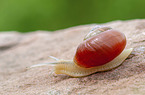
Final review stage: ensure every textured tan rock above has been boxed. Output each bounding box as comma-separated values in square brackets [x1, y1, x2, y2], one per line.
[0, 19, 145, 95]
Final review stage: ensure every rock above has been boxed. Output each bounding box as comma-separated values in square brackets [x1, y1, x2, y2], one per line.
[0, 19, 145, 95]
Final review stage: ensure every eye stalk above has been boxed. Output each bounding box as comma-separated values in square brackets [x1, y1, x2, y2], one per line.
[29, 26, 133, 77]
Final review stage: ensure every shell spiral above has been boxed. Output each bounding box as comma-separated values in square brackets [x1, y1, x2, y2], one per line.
[74, 29, 126, 68]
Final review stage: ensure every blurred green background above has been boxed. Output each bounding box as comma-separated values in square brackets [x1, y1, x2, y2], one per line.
[0, 0, 145, 32]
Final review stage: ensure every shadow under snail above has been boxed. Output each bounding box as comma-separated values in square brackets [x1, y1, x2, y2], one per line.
[29, 26, 133, 77]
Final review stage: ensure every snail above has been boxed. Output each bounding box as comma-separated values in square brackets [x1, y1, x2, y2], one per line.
[29, 26, 133, 77]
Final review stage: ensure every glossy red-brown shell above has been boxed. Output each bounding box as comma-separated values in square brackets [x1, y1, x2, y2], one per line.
[74, 29, 126, 68]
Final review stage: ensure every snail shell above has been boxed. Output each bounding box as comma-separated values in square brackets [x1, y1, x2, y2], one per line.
[74, 29, 126, 68]
[29, 26, 133, 77]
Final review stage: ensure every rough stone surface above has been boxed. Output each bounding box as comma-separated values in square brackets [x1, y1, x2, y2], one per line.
[0, 19, 145, 95]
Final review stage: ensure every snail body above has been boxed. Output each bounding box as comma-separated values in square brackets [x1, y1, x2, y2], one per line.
[30, 26, 133, 77]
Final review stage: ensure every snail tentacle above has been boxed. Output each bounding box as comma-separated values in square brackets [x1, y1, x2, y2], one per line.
[29, 62, 60, 69]
[29, 59, 73, 69]
[29, 56, 72, 69]
[48, 56, 60, 61]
